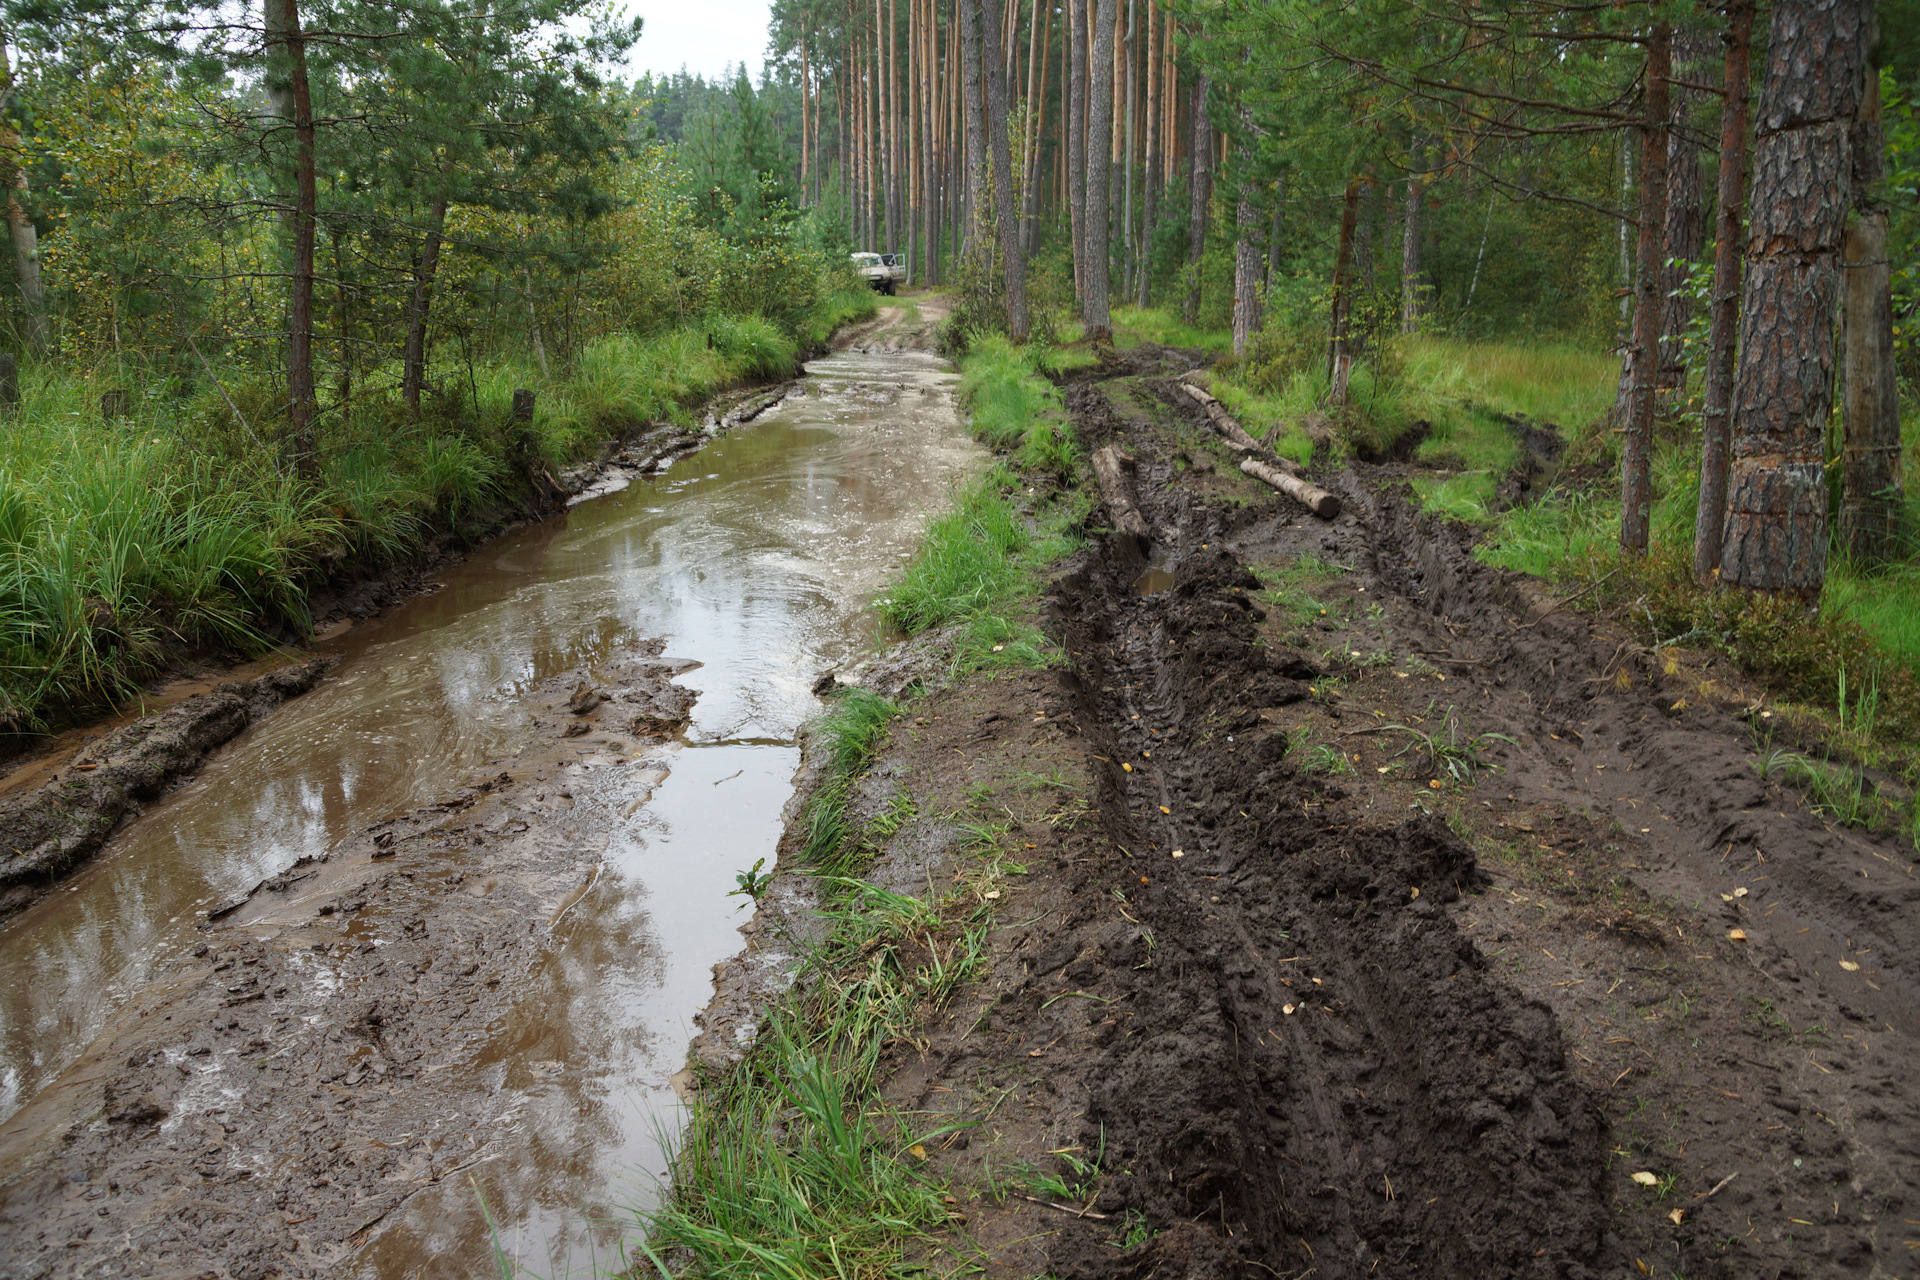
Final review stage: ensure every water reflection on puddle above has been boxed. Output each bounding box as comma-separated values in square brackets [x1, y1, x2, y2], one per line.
[0, 349, 983, 1276]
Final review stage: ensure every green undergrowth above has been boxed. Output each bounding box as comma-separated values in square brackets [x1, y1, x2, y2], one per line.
[0, 291, 868, 736]
[634, 687, 999, 1277]
[882, 335, 1092, 675]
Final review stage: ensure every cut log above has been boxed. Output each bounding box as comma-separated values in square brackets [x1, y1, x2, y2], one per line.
[1241, 456, 1341, 520]
[1091, 445, 1150, 540]
[1178, 382, 1264, 452]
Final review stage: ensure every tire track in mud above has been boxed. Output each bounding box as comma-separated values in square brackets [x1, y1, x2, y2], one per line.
[1327, 476, 1920, 1034]
[1031, 384, 1609, 1279]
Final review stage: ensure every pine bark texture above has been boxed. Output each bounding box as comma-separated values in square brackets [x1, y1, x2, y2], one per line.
[1068, 0, 1087, 304]
[959, 0, 988, 257]
[0, 40, 45, 359]
[1232, 183, 1261, 358]
[1839, 71, 1903, 563]
[1656, 29, 1711, 395]
[1693, 0, 1754, 581]
[1620, 26, 1671, 554]
[979, 0, 1028, 339]
[1721, 0, 1872, 592]
[1183, 74, 1210, 321]
[1400, 140, 1423, 334]
[1083, 0, 1115, 341]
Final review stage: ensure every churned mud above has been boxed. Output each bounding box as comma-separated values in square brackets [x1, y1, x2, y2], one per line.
[0, 659, 332, 921]
[709, 344, 1919, 1279]
[0, 642, 697, 1278]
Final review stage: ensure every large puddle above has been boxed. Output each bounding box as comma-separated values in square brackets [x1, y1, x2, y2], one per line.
[0, 348, 982, 1274]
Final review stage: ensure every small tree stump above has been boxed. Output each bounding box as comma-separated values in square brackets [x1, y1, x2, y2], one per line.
[101, 389, 131, 419]
[511, 388, 536, 422]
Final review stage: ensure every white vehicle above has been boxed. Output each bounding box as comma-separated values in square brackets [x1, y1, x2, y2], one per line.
[852, 251, 907, 295]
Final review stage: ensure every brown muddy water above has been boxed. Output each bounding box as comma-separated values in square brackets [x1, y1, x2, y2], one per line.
[0, 348, 981, 1276]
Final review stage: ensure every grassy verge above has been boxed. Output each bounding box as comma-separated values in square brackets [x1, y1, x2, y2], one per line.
[635, 685, 997, 1278]
[633, 328, 1085, 1276]
[0, 283, 876, 737]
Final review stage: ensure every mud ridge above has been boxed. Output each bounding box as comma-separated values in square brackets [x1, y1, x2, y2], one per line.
[0, 658, 333, 920]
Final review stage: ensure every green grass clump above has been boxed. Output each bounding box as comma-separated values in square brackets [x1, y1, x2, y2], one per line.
[802, 688, 903, 873]
[956, 334, 1080, 477]
[1110, 305, 1233, 353]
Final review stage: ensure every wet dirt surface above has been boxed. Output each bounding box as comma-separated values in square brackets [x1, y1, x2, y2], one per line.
[0, 308, 983, 1279]
[735, 345, 1919, 1279]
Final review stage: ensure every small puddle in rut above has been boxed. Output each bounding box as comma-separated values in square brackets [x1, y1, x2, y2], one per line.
[0, 348, 983, 1275]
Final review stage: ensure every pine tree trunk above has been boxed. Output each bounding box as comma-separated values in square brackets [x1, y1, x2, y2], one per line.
[1183, 74, 1211, 321]
[1022, 0, 1051, 258]
[269, 0, 319, 478]
[1400, 140, 1424, 334]
[0, 40, 46, 360]
[981, 0, 1028, 338]
[401, 199, 448, 411]
[960, 0, 988, 258]
[1122, 0, 1136, 301]
[1068, 0, 1087, 305]
[1840, 68, 1903, 564]
[1136, 0, 1156, 307]
[1232, 185, 1261, 358]
[1693, 0, 1753, 581]
[1721, 0, 1871, 592]
[1083, 0, 1115, 340]
[1327, 175, 1361, 402]
[1620, 25, 1671, 554]
[1657, 29, 1711, 397]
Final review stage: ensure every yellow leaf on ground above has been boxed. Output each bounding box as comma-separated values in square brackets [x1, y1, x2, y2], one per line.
[1409, 887, 1421, 899]
[1728, 929, 1748, 942]
[1668, 1209, 1684, 1225]
[1159, 805, 1171, 814]
[1283, 1004, 1296, 1015]
[1171, 849, 1184, 859]
[908, 1145, 928, 1160]
[1122, 762, 1133, 772]
[1840, 961, 1860, 972]
[1631, 1172, 1659, 1186]
[1733, 886, 1749, 897]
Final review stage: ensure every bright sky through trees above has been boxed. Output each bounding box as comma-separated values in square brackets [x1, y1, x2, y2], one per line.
[620, 0, 771, 79]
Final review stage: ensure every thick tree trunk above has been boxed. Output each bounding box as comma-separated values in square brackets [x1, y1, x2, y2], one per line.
[1400, 143, 1424, 334]
[1840, 70, 1903, 564]
[1693, 0, 1754, 581]
[959, 0, 988, 259]
[1068, 0, 1087, 305]
[1657, 29, 1712, 397]
[1122, 0, 1136, 300]
[1183, 74, 1211, 321]
[1084, 0, 1115, 341]
[267, 0, 319, 478]
[1232, 184, 1261, 358]
[1327, 176, 1362, 404]
[1136, 0, 1156, 306]
[401, 199, 448, 410]
[0, 40, 45, 360]
[980, 0, 1028, 338]
[1620, 25, 1671, 554]
[1721, 0, 1872, 593]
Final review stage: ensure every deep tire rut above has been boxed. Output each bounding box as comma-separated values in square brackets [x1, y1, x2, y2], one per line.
[1030, 385, 1610, 1279]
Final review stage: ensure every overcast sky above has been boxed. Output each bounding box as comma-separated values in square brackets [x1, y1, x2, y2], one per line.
[620, 0, 773, 81]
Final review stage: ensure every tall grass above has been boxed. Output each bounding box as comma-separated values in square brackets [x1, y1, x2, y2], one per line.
[0, 293, 844, 734]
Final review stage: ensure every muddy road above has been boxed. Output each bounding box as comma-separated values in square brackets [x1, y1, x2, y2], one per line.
[0, 308, 982, 1280]
[752, 345, 1918, 1279]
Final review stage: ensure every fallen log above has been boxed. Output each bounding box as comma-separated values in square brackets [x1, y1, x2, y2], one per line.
[1091, 445, 1151, 540]
[1241, 456, 1342, 519]
[1177, 382, 1340, 519]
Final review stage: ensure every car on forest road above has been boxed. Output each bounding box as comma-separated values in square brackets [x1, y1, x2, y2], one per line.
[852, 252, 906, 295]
